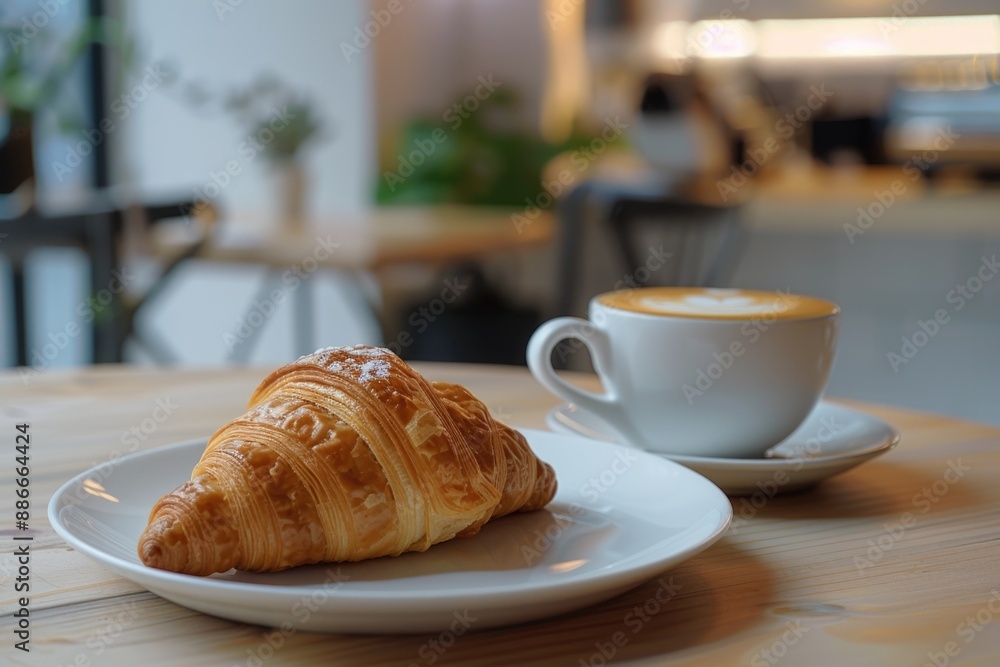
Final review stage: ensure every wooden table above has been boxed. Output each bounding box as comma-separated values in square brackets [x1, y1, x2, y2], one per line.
[3, 364, 1000, 666]
[149, 205, 554, 363]
[151, 205, 554, 272]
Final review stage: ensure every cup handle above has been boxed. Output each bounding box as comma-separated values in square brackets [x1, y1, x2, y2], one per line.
[527, 317, 621, 422]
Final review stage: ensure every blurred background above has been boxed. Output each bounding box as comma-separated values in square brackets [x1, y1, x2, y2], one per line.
[1, 1, 998, 423]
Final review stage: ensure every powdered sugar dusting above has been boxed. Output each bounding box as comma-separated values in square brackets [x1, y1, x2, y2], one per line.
[358, 358, 391, 382]
[347, 346, 389, 358]
[247, 400, 283, 422]
[291, 344, 398, 382]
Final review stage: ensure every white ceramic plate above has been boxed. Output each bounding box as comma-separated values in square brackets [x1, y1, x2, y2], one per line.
[547, 401, 900, 496]
[48, 429, 731, 634]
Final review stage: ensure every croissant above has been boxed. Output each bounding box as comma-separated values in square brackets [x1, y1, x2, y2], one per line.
[138, 345, 557, 576]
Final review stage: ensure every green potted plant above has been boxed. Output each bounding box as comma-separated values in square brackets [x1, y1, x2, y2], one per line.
[375, 86, 616, 208]
[0, 16, 132, 204]
[174, 74, 326, 231]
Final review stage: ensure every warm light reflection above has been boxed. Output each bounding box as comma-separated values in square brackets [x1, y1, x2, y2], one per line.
[83, 487, 119, 503]
[905, 54, 1000, 90]
[651, 21, 690, 62]
[757, 16, 1000, 60]
[652, 15, 1000, 63]
[83, 478, 106, 491]
[549, 559, 588, 573]
[690, 20, 756, 59]
[540, 0, 589, 143]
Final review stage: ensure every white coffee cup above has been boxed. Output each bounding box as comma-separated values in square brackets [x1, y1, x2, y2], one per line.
[527, 287, 839, 458]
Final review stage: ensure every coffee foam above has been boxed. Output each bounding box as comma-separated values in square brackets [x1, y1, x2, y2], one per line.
[596, 287, 838, 321]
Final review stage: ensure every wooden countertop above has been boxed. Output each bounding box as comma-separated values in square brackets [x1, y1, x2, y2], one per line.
[2, 363, 999, 666]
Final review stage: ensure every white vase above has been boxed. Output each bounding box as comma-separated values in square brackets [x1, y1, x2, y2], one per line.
[273, 160, 307, 234]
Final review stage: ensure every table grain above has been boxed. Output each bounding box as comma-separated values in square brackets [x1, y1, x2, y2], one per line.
[2, 363, 999, 666]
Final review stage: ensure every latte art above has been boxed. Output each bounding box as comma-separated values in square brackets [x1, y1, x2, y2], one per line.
[597, 287, 838, 321]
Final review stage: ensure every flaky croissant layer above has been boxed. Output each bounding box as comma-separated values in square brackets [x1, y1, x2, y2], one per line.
[138, 345, 557, 575]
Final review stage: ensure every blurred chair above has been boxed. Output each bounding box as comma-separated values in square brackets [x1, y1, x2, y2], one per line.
[554, 73, 748, 315]
[1, 196, 217, 367]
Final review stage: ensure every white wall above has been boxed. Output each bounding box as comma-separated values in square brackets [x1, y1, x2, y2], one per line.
[374, 0, 551, 145]
[111, 0, 381, 368]
[118, 0, 374, 217]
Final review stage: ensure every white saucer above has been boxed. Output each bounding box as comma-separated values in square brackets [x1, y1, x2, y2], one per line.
[546, 401, 899, 496]
[48, 429, 731, 634]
